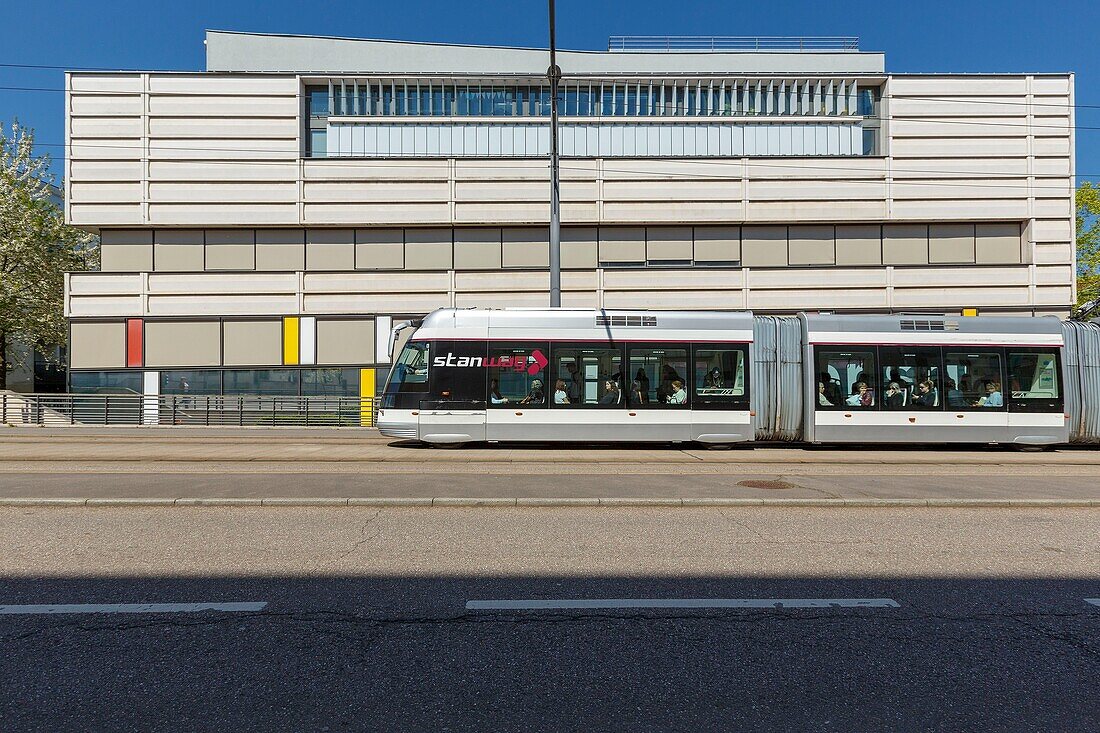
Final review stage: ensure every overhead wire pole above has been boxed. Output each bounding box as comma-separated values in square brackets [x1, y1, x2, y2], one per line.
[547, 0, 562, 307]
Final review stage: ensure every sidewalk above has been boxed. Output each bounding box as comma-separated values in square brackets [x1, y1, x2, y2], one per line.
[1, 428, 1099, 506]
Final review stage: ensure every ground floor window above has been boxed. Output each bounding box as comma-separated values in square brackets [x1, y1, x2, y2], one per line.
[70, 371, 142, 395]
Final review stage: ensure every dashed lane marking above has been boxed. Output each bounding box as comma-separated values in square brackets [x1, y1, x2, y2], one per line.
[466, 598, 900, 610]
[0, 602, 267, 615]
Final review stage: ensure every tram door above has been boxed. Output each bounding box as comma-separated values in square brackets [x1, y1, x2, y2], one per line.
[418, 340, 486, 443]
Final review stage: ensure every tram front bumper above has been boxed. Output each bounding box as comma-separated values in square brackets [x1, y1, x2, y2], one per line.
[377, 409, 418, 440]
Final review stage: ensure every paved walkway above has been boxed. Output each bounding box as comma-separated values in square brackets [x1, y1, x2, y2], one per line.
[1, 427, 1099, 505]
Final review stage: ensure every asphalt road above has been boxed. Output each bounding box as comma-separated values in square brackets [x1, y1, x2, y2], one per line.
[1, 506, 1097, 731]
[3, 428, 1100, 502]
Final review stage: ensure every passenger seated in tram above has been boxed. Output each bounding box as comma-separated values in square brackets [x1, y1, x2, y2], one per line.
[667, 379, 688, 404]
[910, 379, 938, 408]
[884, 381, 906, 408]
[554, 379, 571, 405]
[845, 381, 875, 407]
[889, 368, 913, 391]
[944, 378, 966, 408]
[818, 381, 834, 406]
[518, 379, 545, 405]
[598, 380, 620, 405]
[490, 379, 508, 404]
[818, 372, 842, 406]
[975, 381, 1003, 407]
[704, 367, 724, 388]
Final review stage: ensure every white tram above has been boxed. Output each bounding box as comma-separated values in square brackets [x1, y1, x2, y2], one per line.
[377, 308, 1094, 447]
[378, 309, 754, 444]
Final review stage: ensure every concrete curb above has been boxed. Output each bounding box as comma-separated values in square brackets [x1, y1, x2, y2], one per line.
[0, 497, 1098, 508]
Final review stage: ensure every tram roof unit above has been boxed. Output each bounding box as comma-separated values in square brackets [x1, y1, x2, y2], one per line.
[412, 308, 756, 343]
[801, 313, 1065, 347]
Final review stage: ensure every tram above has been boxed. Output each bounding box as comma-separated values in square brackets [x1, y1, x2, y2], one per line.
[377, 308, 1100, 446]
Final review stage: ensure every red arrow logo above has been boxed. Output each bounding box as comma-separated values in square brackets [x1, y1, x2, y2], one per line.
[528, 349, 549, 375]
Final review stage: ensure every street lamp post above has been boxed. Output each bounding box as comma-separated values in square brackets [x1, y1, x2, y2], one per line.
[547, 0, 562, 308]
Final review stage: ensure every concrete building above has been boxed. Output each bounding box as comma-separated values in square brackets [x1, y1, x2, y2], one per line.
[62, 31, 1075, 403]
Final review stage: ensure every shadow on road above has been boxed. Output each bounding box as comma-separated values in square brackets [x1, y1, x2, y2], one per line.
[1, 574, 1096, 731]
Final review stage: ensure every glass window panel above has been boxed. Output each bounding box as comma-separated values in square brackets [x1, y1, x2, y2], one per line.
[552, 345, 623, 407]
[307, 87, 329, 116]
[386, 340, 430, 392]
[629, 347, 688, 407]
[862, 129, 877, 156]
[577, 87, 591, 116]
[457, 86, 471, 115]
[301, 368, 358, 396]
[1007, 352, 1060, 400]
[70, 371, 143, 395]
[161, 370, 222, 395]
[943, 352, 1004, 409]
[487, 344, 549, 408]
[694, 348, 747, 406]
[223, 369, 300, 396]
[638, 87, 649, 116]
[309, 129, 327, 158]
[879, 347, 941, 410]
[601, 87, 614, 116]
[815, 349, 877, 409]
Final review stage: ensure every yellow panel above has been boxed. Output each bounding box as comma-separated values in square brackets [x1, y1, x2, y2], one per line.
[359, 368, 376, 427]
[282, 317, 299, 365]
[962, 308, 979, 317]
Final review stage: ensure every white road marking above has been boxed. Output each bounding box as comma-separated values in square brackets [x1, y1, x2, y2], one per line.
[0, 602, 267, 615]
[465, 598, 900, 610]
[1086, 599, 1100, 607]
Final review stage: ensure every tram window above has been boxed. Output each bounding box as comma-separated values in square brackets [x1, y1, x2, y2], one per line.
[1007, 351, 1060, 400]
[879, 347, 941, 410]
[814, 349, 877, 409]
[387, 340, 429, 392]
[551, 345, 623, 407]
[629, 347, 689, 407]
[693, 347, 747, 406]
[486, 344, 548, 407]
[943, 352, 1004, 409]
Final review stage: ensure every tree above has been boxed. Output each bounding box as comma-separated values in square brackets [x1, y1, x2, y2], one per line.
[0, 120, 98, 390]
[1076, 181, 1100, 313]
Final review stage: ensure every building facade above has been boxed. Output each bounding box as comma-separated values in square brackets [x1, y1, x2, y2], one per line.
[63, 31, 1075, 402]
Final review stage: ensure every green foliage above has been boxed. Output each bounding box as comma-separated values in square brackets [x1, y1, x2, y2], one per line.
[0, 120, 99, 387]
[1076, 181, 1100, 310]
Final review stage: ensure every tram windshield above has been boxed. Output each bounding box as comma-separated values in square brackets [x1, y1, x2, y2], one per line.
[387, 340, 429, 392]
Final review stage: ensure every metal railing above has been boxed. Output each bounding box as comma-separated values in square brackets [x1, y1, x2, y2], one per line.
[607, 36, 860, 52]
[0, 393, 377, 428]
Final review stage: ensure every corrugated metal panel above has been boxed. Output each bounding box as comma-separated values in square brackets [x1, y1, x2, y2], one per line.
[1063, 320, 1100, 443]
[752, 316, 803, 441]
[329, 122, 862, 158]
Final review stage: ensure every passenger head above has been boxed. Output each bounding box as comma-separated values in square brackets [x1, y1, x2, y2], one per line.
[818, 381, 826, 393]
[856, 381, 868, 393]
[986, 381, 1000, 393]
[889, 382, 900, 391]
[918, 381, 931, 393]
[530, 379, 543, 390]
[555, 379, 567, 392]
[672, 379, 684, 391]
[604, 380, 616, 392]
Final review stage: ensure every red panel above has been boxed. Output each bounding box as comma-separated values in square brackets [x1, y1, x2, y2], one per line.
[126, 319, 143, 367]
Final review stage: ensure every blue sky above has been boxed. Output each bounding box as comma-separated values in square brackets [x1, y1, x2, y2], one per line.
[2, 0, 1098, 180]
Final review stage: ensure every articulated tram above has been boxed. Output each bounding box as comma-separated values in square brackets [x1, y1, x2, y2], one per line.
[377, 308, 1100, 447]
